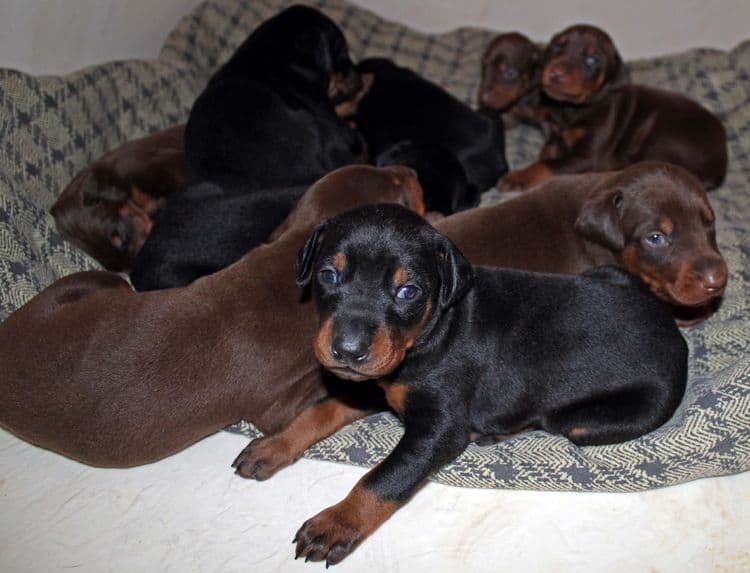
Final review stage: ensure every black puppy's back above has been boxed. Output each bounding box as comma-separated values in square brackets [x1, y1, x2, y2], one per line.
[417, 264, 688, 445]
[131, 182, 304, 291]
[355, 58, 508, 192]
[185, 6, 362, 188]
[376, 140, 480, 214]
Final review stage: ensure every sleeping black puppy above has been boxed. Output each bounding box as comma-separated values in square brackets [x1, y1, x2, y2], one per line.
[185, 5, 364, 188]
[375, 140, 480, 215]
[354, 58, 508, 197]
[233, 203, 688, 565]
[130, 181, 305, 291]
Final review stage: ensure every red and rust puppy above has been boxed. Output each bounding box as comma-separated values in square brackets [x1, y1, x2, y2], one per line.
[185, 5, 364, 188]
[235, 203, 687, 566]
[500, 24, 727, 191]
[0, 165, 424, 468]
[439, 161, 727, 323]
[478, 32, 551, 132]
[51, 124, 192, 271]
[541, 24, 629, 104]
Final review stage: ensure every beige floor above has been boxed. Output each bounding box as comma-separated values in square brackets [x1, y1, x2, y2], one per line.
[1, 427, 749, 572]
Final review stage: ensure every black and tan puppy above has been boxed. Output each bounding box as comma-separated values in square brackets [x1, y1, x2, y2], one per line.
[354, 57, 508, 196]
[501, 24, 727, 191]
[234, 204, 688, 565]
[185, 5, 364, 188]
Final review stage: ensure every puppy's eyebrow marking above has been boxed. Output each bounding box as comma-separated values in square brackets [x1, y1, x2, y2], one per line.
[659, 217, 674, 235]
[392, 266, 408, 286]
[334, 252, 347, 272]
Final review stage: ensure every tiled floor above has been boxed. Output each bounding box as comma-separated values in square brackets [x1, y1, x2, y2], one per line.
[1, 428, 748, 572]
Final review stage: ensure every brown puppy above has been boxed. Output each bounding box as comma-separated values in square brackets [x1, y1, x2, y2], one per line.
[438, 161, 727, 322]
[0, 165, 424, 468]
[499, 24, 727, 191]
[477, 32, 550, 132]
[50, 124, 192, 272]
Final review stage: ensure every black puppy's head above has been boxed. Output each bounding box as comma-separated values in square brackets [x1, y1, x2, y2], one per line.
[296, 204, 474, 381]
[244, 5, 362, 103]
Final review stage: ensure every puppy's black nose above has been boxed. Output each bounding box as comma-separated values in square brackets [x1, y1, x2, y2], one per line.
[331, 335, 369, 364]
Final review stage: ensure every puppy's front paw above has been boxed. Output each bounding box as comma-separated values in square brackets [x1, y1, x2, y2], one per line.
[497, 163, 553, 192]
[231, 435, 299, 480]
[496, 169, 533, 192]
[294, 506, 362, 567]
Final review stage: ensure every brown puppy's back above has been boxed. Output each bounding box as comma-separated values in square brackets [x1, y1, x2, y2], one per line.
[437, 173, 606, 272]
[437, 161, 726, 313]
[1, 165, 423, 467]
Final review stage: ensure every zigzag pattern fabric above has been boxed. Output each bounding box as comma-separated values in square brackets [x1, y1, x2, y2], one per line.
[1, 0, 748, 491]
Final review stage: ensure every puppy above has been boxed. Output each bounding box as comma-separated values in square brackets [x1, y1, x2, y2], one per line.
[375, 140, 479, 215]
[185, 5, 364, 188]
[353, 57, 508, 194]
[0, 165, 424, 468]
[477, 32, 550, 132]
[438, 161, 727, 322]
[235, 203, 687, 565]
[500, 24, 727, 191]
[130, 181, 306, 290]
[51, 125, 191, 271]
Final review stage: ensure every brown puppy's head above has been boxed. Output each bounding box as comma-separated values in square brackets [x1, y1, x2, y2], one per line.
[541, 24, 629, 104]
[296, 204, 473, 381]
[574, 161, 728, 308]
[50, 125, 191, 271]
[269, 164, 425, 242]
[478, 32, 542, 111]
[50, 166, 158, 271]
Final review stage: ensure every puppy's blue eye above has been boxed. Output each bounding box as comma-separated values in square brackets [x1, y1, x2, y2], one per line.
[396, 284, 420, 300]
[503, 67, 519, 81]
[320, 269, 338, 284]
[644, 232, 668, 247]
[584, 55, 599, 68]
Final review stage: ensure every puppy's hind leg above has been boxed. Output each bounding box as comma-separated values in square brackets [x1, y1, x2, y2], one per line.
[543, 384, 678, 446]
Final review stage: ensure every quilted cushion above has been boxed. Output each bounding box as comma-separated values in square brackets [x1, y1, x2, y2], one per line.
[1, 0, 748, 492]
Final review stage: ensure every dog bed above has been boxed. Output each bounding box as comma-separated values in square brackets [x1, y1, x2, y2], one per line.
[0, 0, 748, 492]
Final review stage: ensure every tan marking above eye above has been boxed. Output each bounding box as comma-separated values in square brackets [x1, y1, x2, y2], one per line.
[392, 266, 408, 287]
[334, 252, 347, 273]
[659, 217, 675, 236]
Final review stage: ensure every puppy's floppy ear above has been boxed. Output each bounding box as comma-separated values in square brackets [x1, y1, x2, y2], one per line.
[605, 44, 629, 90]
[574, 188, 625, 251]
[437, 236, 474, 309]
[295, 220, 327, 287]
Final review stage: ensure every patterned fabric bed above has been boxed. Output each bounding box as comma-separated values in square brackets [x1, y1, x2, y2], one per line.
[1, 0, 748, 492]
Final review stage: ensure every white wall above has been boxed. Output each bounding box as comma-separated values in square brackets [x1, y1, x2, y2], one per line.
[350, 0, 750, 60]
[0, 0, 203, 75]
[1, 0, 748, 75]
